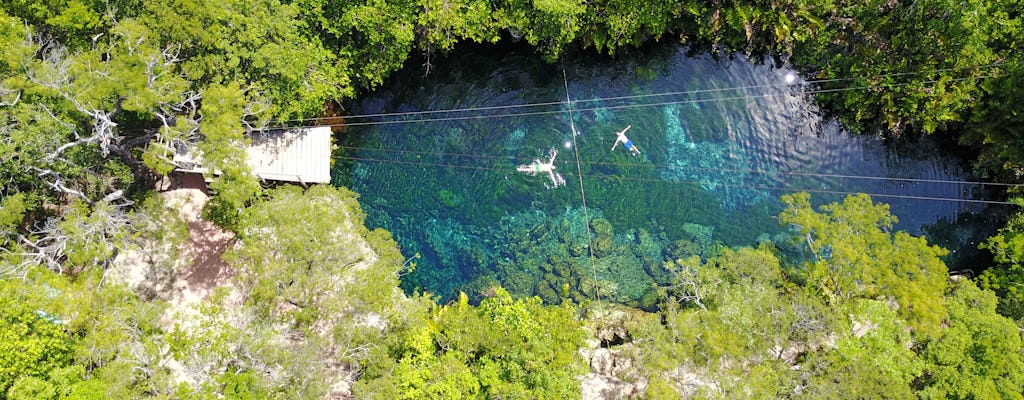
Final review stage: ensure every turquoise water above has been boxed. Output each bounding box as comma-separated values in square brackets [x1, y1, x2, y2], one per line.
[334, 42, 1004, 305]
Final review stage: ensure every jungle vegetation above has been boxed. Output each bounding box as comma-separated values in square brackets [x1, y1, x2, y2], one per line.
[1, 0, 1024, 398]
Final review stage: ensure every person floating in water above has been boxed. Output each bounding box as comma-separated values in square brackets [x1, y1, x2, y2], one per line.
[517, 148, 566, 188]
[611, 125, 640, 156]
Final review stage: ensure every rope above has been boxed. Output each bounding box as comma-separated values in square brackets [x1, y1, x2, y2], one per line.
[267, 73, 1003, 130]
[264, 61, 1015, 125]
[336, 145, 1024, 189]
[105, 67, 1009, 136]
[336, 155, 1017, 206]
[562, 63, 603, 307]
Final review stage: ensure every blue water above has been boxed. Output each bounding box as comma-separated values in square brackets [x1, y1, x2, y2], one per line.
[333, 42, 1005, 304]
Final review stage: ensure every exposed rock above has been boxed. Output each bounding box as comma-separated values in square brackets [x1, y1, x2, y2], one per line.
[851, 320, 878, 338]
[581, 372, 642, 400]
[667, 366, 721, 398]
[580, 345, 645, 399]
[580, 304, 656, 399]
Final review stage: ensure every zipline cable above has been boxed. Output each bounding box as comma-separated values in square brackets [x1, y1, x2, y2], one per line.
[336, 145, 1024, 188]
[273, 73, 1002, 129]
[562, 62, 603, 307]
[266, 62, 1013, 125]
[336, 155, 1018, 206]
[107, 65, 1008, 137]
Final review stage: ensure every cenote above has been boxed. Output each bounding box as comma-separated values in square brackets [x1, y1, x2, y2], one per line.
[332, 41, 1008, 306]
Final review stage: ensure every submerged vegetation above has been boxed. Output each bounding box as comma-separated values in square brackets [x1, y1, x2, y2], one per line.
[2, 0, 1024, 398]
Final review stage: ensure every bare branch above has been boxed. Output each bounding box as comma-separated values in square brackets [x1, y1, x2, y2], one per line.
[0, 87, 20, 107]
[17, 234, 63, 274]
[242, 94, 272, 133]
[0, 244, 38, 280]
[30, 166, 92, 203]
[26, 38, 73, 91]
[665, 260, 715, 310]
[146, 44, 181, 88]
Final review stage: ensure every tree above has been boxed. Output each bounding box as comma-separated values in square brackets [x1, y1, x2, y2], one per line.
[0, 11, 199, 271]
[793, 0, 1002, 135]
[977, 196, 1024, 323]
[293, 0, 417, 89]
[918, 279, 1024, 399]
[417, 0, 500, 56]
[779, 193, 949, 338]
[0, 273, 74, 395]
[795, 299, 921, 399]
[187, 185, 411, 398]
[577, 0, 677, 54]
[141, 0, 352, 119]
[197, 82, 262, 231]
[356, 288, 586, 399]
[228, 185, 402, 323]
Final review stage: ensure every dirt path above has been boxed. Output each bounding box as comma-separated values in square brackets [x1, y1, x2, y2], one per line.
[170, 174, 235, 300]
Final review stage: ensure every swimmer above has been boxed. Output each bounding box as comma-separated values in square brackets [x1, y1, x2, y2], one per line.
[611, 125, 640, 156]
[517, 148, 566, 188]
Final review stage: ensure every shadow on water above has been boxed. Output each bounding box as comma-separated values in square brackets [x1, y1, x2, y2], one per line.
[332, 40, 1009, 303]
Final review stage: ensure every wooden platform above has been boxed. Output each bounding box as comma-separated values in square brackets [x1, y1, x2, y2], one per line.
[174, 126, 332, 184]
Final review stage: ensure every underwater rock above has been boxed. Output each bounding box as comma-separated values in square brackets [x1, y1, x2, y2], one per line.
[682, 222, 713, 245]
[353, 162, 369, 180]
[487, 207, 685, 305]
[593, 107, 614, 124]
[436, 189, 460, 208]
[595, 254, 656, 307]
[657, 104, 771, 210]
[591, 218, 615, 257]
[537, 280, 560, 304]
[421, 218, 493, 295]
[445, 127, 465, 150]
[664, 222, 723, 262]
[505, 127, 526, 154]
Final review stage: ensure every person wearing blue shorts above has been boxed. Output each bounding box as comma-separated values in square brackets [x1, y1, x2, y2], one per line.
[611, 125, 640, 156]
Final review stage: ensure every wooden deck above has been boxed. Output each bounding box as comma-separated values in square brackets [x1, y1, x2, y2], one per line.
[174, 126, 333, 184]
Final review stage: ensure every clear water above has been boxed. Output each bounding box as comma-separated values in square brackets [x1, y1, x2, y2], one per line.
[333, 42, 1006, 304]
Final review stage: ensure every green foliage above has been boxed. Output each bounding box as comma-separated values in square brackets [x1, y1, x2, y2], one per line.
[7, 376, 56, 400]
[356, 289, 586, 399]
[629, 194, 1024, 398]
[198, 82, 248, 171]
[0, 265, 169, 398]
[0, 277, 73, 394]
[673, 0, 826, 56]
[578, 0, 675, 54]
[218, 370, 269, 400]
[779, 193, 949, 337]
[978, 196, 1024, 322]
[205, 163, 262, 232]
[198, 82, 262, 231]
[962, 62, 1024, 177]
[166, 287, 284, 399]
[0, 0, 112, 50]
[3, 0, 1024, 398]
[142, 0, 352, 119]
[918, 279, 1024, 399]
[63, 272, 168, 398]
[418, 0, 501, 51]
[797, 299, 921, 398]
[55, 201, 124, 269]
[229, 184, 401, 322]
[793, 0, 1004, 134]
[0, 192, 30, 230]
[294, 0, 417, 88]
[140, 141, 178, 177]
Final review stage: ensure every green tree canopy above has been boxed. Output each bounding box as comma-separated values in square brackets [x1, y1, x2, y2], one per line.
[356, 289, 586, 399]
[780, 193, 949, 338]
[918, 279, 1024, 399]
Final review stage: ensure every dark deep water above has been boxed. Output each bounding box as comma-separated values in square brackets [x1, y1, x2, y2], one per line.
[333, 41, 1008, 304]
